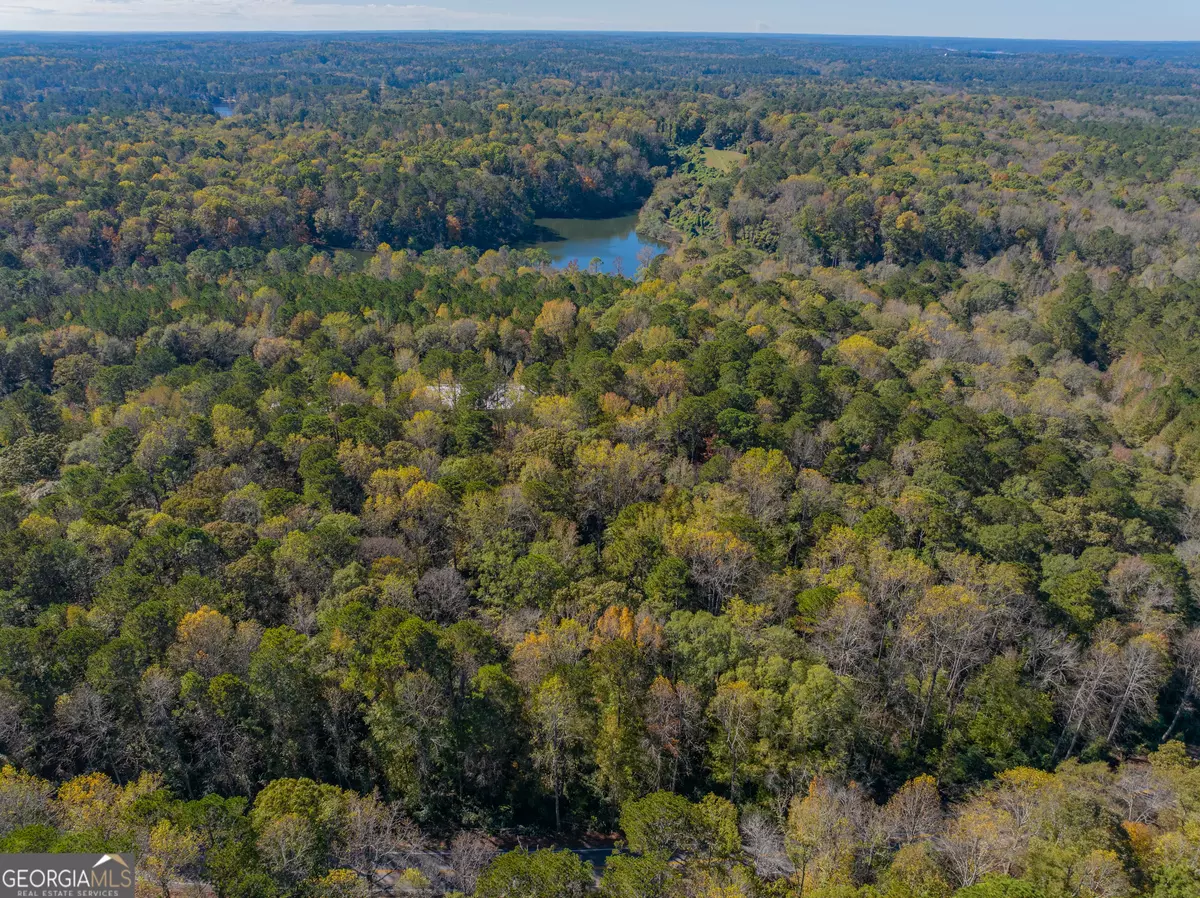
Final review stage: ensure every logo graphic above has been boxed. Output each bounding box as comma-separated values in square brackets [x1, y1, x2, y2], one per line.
[0, 853, 135, 898]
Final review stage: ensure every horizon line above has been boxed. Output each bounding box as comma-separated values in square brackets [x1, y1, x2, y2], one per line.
[2, 30, 1200, 46]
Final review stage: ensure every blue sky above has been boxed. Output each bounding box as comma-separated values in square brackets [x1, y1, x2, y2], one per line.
[1, 0, 1197, 41]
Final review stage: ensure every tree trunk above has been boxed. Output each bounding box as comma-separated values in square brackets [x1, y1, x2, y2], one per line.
[554, 780, 561, 831]
[1162, 682, 1193, 742]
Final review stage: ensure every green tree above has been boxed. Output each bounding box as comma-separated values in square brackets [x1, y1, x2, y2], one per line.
[475, 848, 592, 898]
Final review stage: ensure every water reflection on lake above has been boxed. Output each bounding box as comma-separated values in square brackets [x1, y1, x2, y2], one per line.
[521, 214, 664, 276]
[213, 104, 234, 119]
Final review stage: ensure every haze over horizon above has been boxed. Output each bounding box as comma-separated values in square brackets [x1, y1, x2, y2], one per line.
[1, 0, 1197, 43]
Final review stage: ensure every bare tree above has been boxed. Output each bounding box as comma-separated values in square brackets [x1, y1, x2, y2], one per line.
[1107, 556, 1179, 632]
[449, 831, 498, 895]
[53, 684, 116, 776]
[644, 676, 702, 791]
[1025, 626, 1081, 694]
[257, 814, 319, 888]
[1162, 627, 1200, 742]
[786, 778, 878, 894]
[334, 791, 422, 892]
[898, 584, 1004, 740]
[0, 683, 32, 766]
[416, 566, 470, 624]
[741, 810, 794, 880]
[0, 766, 53, 835]
[1105, 634, 1168, 744]
[882, 774, 942, 845]
[1113, 763, 1177, 825]
[1056, 631, 1125, 759]
[1181, 482, 1200, 540]
[728, 448, 794, 525]
[814, 591, 877, 678]
[636, 245, 656, 277]
[1071, 848, 1132, 898]
[668, 524, 757, 613]
[937, 799, 1020, 888]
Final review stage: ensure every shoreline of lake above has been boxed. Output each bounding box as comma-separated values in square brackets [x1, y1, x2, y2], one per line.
[516, 213, 666, 276]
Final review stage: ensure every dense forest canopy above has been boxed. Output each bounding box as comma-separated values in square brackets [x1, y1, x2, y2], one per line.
[1, 31, 1200, 898]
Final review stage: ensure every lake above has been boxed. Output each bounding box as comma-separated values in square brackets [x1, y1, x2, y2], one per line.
[521, 214, 665, 276]
[213, 104, 234, 119]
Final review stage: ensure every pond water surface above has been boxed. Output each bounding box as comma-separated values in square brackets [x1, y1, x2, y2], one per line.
[213, 104, 234, 119]
[521, 214, 665, 276]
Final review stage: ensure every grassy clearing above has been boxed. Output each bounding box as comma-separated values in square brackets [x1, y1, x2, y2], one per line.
[700, 147, 747, 172]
